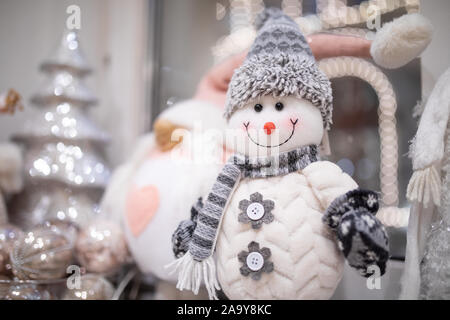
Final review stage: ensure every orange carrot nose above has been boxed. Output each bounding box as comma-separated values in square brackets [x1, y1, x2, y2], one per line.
[263, 122, 276, 135]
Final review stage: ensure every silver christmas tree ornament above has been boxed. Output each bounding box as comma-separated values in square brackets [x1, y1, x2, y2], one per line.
[40, 29, 92, 77]
[9, 29, 111, 229]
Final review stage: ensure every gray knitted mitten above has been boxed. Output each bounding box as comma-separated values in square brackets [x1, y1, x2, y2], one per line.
[172, 198, 203, 258]
[323, 189, 389, 277]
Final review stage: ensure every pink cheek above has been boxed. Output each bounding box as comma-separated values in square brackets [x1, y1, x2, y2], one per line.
[283, 116, 300, 128]
[242, 122, 252, 130]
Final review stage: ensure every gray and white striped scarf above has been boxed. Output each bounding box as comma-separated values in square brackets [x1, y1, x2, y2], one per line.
[167, 144, 319, 299]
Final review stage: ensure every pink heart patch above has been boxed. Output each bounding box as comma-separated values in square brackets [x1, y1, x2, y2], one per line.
[126, 185, 160, 237]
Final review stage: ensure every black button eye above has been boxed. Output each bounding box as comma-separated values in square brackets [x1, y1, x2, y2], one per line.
[254, 104, 263, 112]
[275, 102, 284, 111]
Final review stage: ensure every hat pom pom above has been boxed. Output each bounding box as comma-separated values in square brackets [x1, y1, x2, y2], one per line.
[371, 13, 433, 69]
[254, 7, 284, 30]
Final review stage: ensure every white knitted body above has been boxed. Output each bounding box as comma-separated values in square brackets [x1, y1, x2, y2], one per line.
[215, 161, 357, 300]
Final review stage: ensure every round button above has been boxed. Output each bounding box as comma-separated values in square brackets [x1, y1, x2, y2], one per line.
[246, 203, 265, 221]
[246, 252, 264, 271]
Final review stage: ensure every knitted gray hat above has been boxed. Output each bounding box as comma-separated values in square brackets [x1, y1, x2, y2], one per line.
[224, 8, 333, 130]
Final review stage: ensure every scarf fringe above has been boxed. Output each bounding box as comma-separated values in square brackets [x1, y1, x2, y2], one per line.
[166, 252, 220, 300]
[406, 166, 441, 207]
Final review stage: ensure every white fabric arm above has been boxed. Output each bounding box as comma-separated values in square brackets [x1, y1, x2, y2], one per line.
[302, 160, 358, 211]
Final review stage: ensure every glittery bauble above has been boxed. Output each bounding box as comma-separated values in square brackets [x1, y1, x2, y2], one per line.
[0, 224, 23, 276]
[4, 284, 51, 300]
[75, 220, 128, 274]
[62, 274, 114, 300]
[39, 219, 79, 244]
[10, 225, 74, 280]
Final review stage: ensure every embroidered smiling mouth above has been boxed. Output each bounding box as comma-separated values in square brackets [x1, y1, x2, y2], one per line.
[243, 119, 298, 148]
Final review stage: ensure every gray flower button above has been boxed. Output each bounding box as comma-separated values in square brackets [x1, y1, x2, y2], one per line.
[238, 192, 274, 229]
[238, 241, 274, 280]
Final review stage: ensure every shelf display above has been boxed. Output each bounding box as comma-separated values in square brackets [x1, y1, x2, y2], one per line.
[1, 0, 449, 301]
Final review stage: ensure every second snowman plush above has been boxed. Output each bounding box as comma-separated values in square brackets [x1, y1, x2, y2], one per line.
[169, 8, 389, 300]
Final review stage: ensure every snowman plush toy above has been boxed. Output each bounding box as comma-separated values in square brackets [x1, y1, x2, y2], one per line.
[169, 8, 389, 300]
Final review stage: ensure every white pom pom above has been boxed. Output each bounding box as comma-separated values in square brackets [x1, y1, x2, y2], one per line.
[370, 13, 433, 69]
